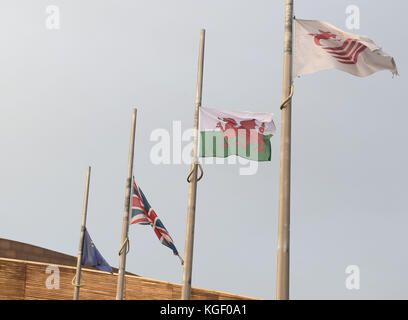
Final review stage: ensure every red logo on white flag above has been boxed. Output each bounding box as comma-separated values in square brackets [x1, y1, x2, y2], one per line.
[309, 30, 367, 65]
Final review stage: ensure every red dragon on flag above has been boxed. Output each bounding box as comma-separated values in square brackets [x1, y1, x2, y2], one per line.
[199, 107, 275, 161]
[215, 117, 268, 152]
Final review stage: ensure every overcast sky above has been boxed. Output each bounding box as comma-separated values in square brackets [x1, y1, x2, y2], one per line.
[1, 0, 407, 299]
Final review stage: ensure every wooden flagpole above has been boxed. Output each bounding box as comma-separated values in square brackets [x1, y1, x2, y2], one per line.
[181, 29, 205, 300]
[116, 108, 137, 300]
[73, 166, 91, 300]
[276, 0, 294, 300]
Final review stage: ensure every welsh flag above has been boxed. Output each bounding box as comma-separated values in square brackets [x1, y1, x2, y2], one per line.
[295, 19, 398, 77]
[199, 107, 276, 161]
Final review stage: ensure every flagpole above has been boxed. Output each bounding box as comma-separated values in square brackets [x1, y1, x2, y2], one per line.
[276, 0, 294, 300]
[181, 29, 205, 300]
[116, 108, 137, 300]
[73, 166, 91, 300]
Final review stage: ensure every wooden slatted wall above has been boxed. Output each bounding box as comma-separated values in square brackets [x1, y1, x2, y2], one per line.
[0, 258, 255, 300]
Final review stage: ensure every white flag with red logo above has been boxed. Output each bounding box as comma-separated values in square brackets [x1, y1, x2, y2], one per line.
[294, 19, 398, 78]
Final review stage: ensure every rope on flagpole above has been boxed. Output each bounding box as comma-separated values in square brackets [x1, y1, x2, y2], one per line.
[187, 162, 203, 183]
[71, 273, 86, 287]
[280, 84, 294, 110]
[118, 237, 130, 255]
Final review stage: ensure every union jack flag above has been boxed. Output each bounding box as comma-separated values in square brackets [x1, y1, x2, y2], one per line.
[130, 179, 183, 265]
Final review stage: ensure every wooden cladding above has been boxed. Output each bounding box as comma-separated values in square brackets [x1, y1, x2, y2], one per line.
[0, 258, 254, 300]
[0, 260, 26, 300]
[0, 238, 127, 275]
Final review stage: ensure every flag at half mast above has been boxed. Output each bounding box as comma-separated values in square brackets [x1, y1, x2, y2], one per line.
[294, 19, 398, 78]
[199, 107, 276, 161]
[81, 228, 113, 274]
[130, 180, 183, 265]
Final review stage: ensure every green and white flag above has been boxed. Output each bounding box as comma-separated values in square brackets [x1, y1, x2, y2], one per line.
[199, 107, 276, 161]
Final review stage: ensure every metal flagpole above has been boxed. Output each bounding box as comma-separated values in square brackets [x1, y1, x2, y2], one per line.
[116, 108, 137, 300]
[276, 0, 294, 300]
[181, 29, 205, 300]
[73, 166, 91, 300]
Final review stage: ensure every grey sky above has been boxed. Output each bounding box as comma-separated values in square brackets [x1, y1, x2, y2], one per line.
[0, 0, 407, 299]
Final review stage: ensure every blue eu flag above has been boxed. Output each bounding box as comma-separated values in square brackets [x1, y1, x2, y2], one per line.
[81, 228, 113, 274]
